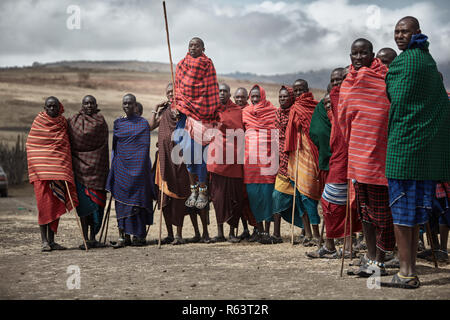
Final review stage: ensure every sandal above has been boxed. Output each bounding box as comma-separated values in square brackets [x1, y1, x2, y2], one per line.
[381, 272, 421, 289]
[49, 242, 67, 250]
[227, 235, 241, 243]
[195, 186, 208, 210]
[271, 235, 283, 244]
[111, 236, 131, 249]
[199, 236, 211, 244]
[384, 257, 400, 269]
[160, 236, 175, 245]
[247, 229, 259, 242]
[302, 237, 315, 247]
[210, 236, 227, 243]
[238, 229, 250, 240]
[258, 232, 272, 244]
[171, 236, 186, 245]
[131, 236, 147, 247]
[185, 184, 198, 208]
[41, 243, 52, 252]
[186, 235, 201, 243]
[306, 246, 338, 259]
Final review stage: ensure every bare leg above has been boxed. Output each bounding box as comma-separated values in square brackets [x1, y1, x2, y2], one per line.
[40, 224, 49, 245]
[325, 238, 336, 251]
[273, 214, 281, 238]
[440, 224, 449, 251]
[362, 221, 377, 260]
[199, 208, 210, 240]
[165, 221, 174, 239]
[189, 213, 201, 238]
[80, 216, 89, 240]
[176, 226, 183, 238]
[217, 223, 224, 238]
[47, 226, 55, 244]
[312, 224, 320, 240]
[410, 225, 420, 276]
[394, 224, 414, 276]
[241, 218, 249, 232]
[302, 214, 313, 239]
[264, 221, 271, 234]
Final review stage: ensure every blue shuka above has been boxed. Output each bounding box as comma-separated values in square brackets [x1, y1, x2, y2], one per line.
[106, 116, 154, 238]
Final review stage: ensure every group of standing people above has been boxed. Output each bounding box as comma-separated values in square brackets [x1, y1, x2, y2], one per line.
[26, 16, 449, 290]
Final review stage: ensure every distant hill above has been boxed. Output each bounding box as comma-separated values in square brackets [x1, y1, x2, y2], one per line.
[26, 60, 171, 73]
[224, 61, 450, 90]
[3, 59, 449, 89]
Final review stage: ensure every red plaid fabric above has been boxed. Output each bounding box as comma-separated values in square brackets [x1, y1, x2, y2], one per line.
[242, 85, 277, 184]
[275, 85, 294, 177]
[436, 182, 450, 199]
[175, 52, 220, 122]
[354, 182, 395, 252]
[284, 92, 319, 166]
[68, 110, 109, 190]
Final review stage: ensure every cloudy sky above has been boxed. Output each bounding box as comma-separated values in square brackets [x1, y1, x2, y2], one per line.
[1, 0, 449, 74]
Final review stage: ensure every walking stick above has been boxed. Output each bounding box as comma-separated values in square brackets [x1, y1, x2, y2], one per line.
[340, 180, 350, 277]
[425, 222, 438, 269]
[158, 180, 164, 248]
[291, 134, 300, 245]
[99, 195, 113, 243]
[64, 181, 89, 251]
[349, 180, 353, 262]
[102, 200, 111, 245]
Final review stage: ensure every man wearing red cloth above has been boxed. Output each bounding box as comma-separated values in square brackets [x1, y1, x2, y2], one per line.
[208, 83, 244, 243]
[27, 96, 79, 252]
[174, 37, 221, 214]
[338, 38, 395, 276]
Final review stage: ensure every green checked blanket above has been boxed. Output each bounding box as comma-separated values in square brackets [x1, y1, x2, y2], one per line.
[385, 42, 450, 180]
[309, 99, 332, 171]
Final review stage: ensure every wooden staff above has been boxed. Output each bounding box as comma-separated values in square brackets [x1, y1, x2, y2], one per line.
[158, 180, 164, 248]
[340, 180, 350, 277]
[102, 199, 112, 245]
[425, 222, 438, 269]
[349, 180, 353, 262]
[161, 1, 176, 249]
[64, 181, 89, 251]
[163, 1, 176, 92]
[99, 195, 113, 244]
[291, 135, 300, 245]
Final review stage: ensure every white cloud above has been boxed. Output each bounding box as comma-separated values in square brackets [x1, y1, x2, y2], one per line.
[0, 0, 449, 75]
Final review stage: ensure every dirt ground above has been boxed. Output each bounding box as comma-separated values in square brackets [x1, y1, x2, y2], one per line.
[0, 183, 449, 300]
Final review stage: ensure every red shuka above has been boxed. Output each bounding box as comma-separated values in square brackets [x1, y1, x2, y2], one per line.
[337, 58, 390, 186]
[242, 85, 277, 184]
[207, 99, 244, 178]
[284, 91, 319, 166]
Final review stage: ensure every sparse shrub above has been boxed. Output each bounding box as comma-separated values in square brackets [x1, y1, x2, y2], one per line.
[0, 135, 27, 184]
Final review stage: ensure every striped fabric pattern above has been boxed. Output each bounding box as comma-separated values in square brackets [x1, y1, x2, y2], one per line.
[27, 111, 75, 184]
[337, 58, 390, 186]
[385, 42, 450, 180]
[275, 87, 293, 178]
[322, 183, 348, 206]
[175, 52, 221, 122]
[242, 85, 277, 184]
[106, 116, 154, 212]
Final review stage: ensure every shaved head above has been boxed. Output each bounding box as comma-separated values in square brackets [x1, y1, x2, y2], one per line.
[397, 16, 420, 30]
[376, 48, 397, 67]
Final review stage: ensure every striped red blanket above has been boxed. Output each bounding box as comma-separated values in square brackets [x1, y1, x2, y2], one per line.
[175, 52, 221, 122]
[242, 85, 277, 184]
[337, 58, 390, 186]
[284, 91, 319, 165]
[26, 105, 78, 211]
